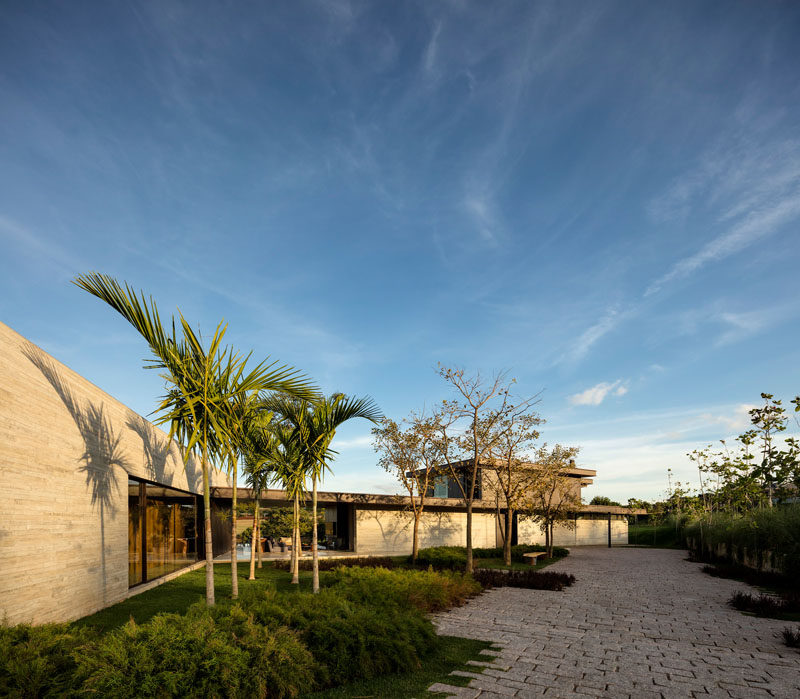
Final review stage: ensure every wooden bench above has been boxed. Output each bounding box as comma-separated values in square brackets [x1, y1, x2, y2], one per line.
[522, 551, 547, 566]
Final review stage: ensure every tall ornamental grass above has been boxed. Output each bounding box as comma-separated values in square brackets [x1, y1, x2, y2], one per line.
[685, 505, 800, 575]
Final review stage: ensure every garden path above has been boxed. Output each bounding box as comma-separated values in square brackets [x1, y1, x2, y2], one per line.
[429, 547, 800, 698]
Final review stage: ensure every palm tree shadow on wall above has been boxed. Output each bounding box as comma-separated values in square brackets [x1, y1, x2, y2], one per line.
[125, 414, 202, 493]
[23, 345, 128, 602]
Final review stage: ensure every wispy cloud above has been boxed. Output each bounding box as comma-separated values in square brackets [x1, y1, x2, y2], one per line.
[0, 216, 87, 278]
[558, 306, 630, 365]
[646, 194, 800, 296]
[646, 120, 800, 296]
[569, 379, 628, 406]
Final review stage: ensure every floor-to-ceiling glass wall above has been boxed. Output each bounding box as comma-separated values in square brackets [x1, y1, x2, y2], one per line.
[128, 477, 199, 587]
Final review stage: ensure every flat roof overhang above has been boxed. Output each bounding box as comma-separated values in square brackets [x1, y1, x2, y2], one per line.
[211, 487, 646, 516]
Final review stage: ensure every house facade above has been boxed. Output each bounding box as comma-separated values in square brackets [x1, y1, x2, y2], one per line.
[0, 321, 635, 625]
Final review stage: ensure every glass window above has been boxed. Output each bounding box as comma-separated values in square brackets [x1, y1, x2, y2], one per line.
[128, 478, 142, 586]
[128, 477, 198, 587]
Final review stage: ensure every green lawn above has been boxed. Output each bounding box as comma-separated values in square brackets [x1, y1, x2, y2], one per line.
[628, 523, 686, 548]
[73, 561, 498, 697]
[74, 562, 308, 632]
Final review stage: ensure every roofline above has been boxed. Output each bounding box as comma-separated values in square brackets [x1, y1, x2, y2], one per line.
[211, 487, 644, 514]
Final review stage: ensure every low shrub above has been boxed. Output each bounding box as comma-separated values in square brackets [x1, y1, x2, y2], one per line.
[728, 590, 800, 618]
[701, 563, 794, 592]
[472, 569, 576, 591]
[326, 565, 481, 613]
[415, 544, 569, 569]
[473, 544, 570, 562]
[782, 626, 800, 648]
[78, 606, 314, 698]
[272, 556, 396, 572]
[0, 622, 94, 698]
[413, 546, 468, 569]
[240, 587, 437, 688]
[685, 505, 800, 576]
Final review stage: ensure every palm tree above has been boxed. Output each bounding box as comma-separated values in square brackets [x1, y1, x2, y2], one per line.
[269, 393, 382, 592]
[238, 401, 279, 580]
[73, 273, 316, 605]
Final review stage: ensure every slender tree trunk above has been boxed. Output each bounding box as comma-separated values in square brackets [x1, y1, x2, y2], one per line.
[465, 500, 473, 574]
[249, 493, 258, 580]
[504, 507, 513, 566]
[412, 509, 421, 562]
[202, 450, 215, 606]
[291, 492, 300, 584]
[544, 521, 551, 559]
[547, 522, 554, 558]
[312, 474, 320, 593]
[230, 460, 238, 599]
[256, 491, 263, 569]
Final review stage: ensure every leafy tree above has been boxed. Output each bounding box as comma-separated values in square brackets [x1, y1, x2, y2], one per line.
[73, 273, 315, 605]
[524, 445, 581, 557]
[437, 366, 538, 573]
[484, 410, 543, 565]
[372, 411, 445, 561]
[589, 496, 622, 507]
[749, 393, 788, 507]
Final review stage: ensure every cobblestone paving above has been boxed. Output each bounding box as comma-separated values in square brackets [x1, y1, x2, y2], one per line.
[428, 547, 800, 698]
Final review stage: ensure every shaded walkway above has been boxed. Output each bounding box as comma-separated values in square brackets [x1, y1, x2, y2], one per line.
[430, 547, 800, 698]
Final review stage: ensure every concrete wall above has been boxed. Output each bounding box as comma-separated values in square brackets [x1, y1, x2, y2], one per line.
[517, 516, 628, 546]
[354, 507, 497, 556]
[0, 322, 230, 625]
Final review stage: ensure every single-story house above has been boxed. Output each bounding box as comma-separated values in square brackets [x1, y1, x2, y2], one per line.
[0, 321, 640, 625]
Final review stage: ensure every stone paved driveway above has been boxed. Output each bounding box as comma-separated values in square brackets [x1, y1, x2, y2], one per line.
[429, 547, 800, 698]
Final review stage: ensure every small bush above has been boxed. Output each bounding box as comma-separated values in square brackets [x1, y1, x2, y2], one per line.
[0, 622, 94, 698]
[702, 563, 794, 592]
[782, 626, 800, 648]
[327, 565, 481, 613]
[241, 587, 437, 688]
[728, 590, 800, 618]
[414, 546, 468, 569]
[272, 556, 396, 572]
[472, 569, 576, 591]
[416, 544, 568, 569]
[78, 606, 314, 698]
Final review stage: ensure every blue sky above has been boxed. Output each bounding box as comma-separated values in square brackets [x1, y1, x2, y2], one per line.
[2, 1, 799, 502]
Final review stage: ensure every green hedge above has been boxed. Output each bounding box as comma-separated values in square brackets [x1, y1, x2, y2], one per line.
[684, 505, 800, 576]
[1, 566, 476, 698]
[415, 544, 569, 569]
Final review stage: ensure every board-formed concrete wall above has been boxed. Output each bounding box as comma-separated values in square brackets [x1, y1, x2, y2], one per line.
[517, 516, 628, 546]
[0, 322, 230, 625]
[354, 508, 497, 555]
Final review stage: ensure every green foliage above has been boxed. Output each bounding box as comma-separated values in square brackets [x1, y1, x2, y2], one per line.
[728, 590, 800, 619]
[471, 568, 576, 590]
[2, 565, 478, 697]
[272, 556, 396, 571]
[326, 565, 481, 613]
[239, 586, 437, 688]
[589, 496, 622, 506]
[685, 505, 800, 576]
[0, 623, 93, 698]
[79, 606, 315, 698]
[416, 544, 569, 568]
[241, 507, 322, 543]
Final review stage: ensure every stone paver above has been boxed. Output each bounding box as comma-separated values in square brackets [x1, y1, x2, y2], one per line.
[428, 547, 800, 698]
